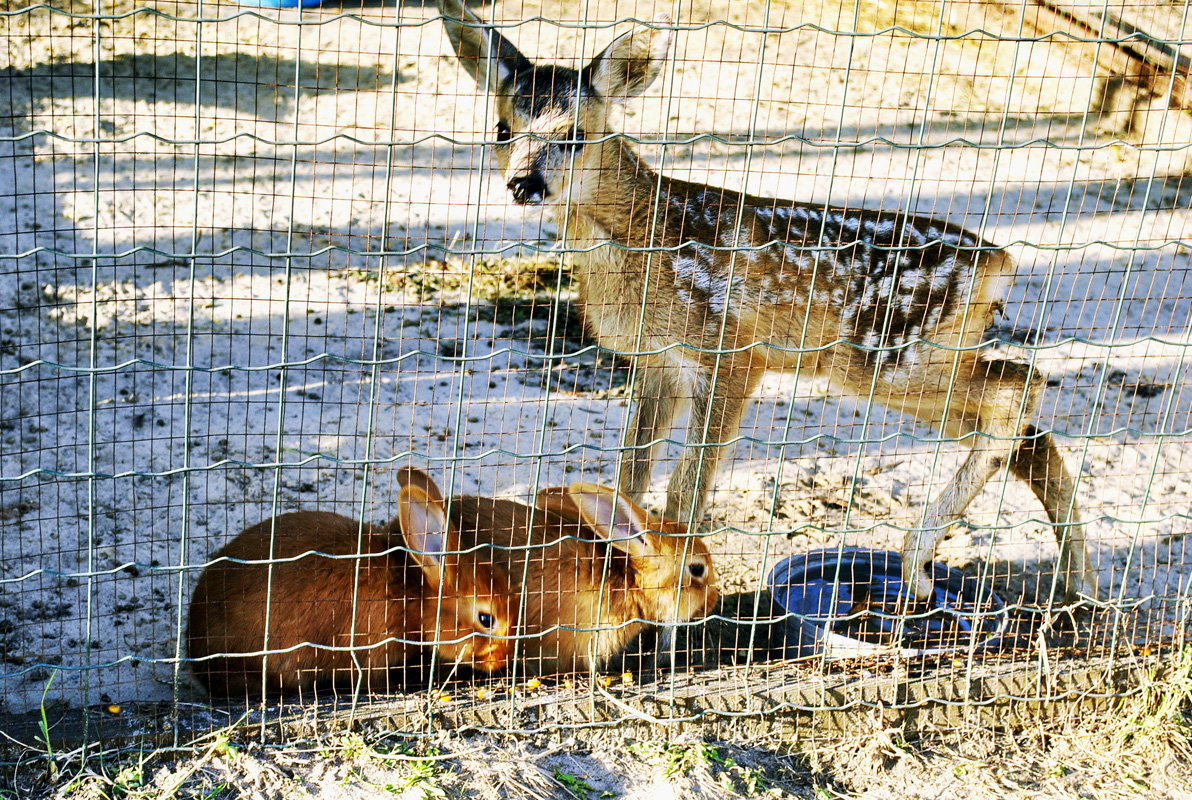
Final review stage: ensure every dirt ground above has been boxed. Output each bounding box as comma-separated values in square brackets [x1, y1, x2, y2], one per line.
[12, 694, 1192, 799]
[2, 0, 1192, 795]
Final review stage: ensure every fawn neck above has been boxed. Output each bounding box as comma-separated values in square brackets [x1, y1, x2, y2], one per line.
[560, 138, 664, 267]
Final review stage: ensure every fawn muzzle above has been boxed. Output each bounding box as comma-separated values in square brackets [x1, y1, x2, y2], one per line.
[507, 172, 549, 204]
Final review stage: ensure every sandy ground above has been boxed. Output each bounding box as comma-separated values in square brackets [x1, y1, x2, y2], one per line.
[12, 713, 1192, 799]
[2, 0, 1192, 742]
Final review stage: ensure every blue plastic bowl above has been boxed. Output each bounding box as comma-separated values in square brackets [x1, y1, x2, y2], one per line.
[766, 548, 1008, 656]
[237, 0, 332, 7]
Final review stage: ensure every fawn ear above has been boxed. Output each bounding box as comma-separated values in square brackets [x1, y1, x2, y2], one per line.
[534, 486, 585, 524]
[565, 484, 656, 558]
[397, 482, 456, 588]
[438, 0, 530, 95]
[584, 17, 672, 102]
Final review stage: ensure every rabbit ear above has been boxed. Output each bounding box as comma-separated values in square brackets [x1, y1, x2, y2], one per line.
[534, 486, 585, 524]
[565, 483, 656, 557]
[397, 483, 456, 587]
[397, 466, 447, 504]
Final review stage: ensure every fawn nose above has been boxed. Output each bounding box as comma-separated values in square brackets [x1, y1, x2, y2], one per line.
[507, 173, 548, 205]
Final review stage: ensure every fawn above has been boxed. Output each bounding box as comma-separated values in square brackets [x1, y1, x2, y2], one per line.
[437, 2, 1097, 602]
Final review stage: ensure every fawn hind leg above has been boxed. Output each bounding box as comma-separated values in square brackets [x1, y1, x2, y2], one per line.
[619, 363, 686, 501]
[1010, 426, 1098, 601]
[665, 363, 761, 527]
[901, 357, 1043, 601]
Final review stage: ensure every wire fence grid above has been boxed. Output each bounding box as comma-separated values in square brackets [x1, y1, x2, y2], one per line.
[1, 0, 1191, 747]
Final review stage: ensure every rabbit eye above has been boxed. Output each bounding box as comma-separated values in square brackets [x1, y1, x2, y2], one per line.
[687, 563, 705, 580]
[477, 612, 495, 629]
[560, 126, 585, 152]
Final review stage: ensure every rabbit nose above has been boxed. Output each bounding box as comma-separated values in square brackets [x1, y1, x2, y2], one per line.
[507, 173, 549, 205]
[480, 645, 507, 671]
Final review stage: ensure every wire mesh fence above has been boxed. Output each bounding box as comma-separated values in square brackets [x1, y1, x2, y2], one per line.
[1, 0, 1190, 748]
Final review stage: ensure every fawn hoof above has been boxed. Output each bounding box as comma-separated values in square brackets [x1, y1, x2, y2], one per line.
[900, 524, 942, 602]
[1065, 566, 1100, 603]
[1056, 549, 1100, 603]
[901, 558, 935, 602]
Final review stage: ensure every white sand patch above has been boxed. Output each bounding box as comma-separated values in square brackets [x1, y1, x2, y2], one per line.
[0, 0, 1189, 716]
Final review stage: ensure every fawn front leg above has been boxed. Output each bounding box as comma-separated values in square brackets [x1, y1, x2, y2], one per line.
[619, 364, 685, 501]
[664, 365, 757, 527]
[1010, 425, 1098, 600]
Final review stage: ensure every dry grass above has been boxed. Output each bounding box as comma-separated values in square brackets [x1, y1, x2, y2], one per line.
[805, 645, 1192, 799]
[8, 647, 1191, 799]
[335, 254, 567, 304]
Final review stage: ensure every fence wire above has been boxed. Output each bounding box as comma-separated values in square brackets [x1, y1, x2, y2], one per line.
[1, 0, 1191, 748]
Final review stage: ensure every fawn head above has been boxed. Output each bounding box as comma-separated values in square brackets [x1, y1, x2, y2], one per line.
[438, 0, 670, 207]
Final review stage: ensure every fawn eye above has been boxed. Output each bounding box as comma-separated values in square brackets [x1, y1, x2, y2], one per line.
[561, 127, 585, 152]
[494, 120, 511, 143]
[687, 563, 705, 580]
[477, 611, 495, 629]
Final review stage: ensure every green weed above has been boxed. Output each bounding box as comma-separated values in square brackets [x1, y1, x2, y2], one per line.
[553, 767, 612, 799]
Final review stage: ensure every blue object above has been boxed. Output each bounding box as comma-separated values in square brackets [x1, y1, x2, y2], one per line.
[238, 0, 332, 8]
[766, 548, 1008, 654]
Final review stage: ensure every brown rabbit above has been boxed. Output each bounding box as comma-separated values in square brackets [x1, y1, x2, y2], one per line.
[186, 468, 514, 697]
[448, 482, 718, 675]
